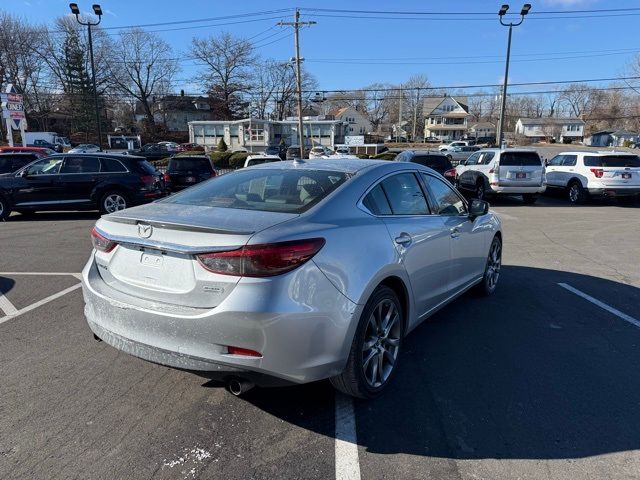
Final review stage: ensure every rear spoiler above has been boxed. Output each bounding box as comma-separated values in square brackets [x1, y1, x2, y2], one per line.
[105, 215, 254, 235]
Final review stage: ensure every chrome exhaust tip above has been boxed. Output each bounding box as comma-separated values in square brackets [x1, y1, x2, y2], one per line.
[226, 377, 255, 396]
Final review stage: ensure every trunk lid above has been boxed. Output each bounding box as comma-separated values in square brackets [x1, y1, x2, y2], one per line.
[94, 202, 297, 308]
[497, 151, 544, 187]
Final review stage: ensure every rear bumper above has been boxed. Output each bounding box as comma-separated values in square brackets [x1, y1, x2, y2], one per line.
[488, 185, 546, 194]
[81, 254, 358, 384]
[588, 187, 640, 197]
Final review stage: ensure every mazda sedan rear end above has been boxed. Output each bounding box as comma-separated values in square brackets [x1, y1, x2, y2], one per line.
[82, 160, 502, 399]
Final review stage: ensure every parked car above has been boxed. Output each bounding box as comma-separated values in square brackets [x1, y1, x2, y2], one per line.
[24, 132, 70, 152]
[474, 136, 496, 146]
[438, 141, 470, 152]
[163, 155, 216, 193]
[0, 153, 164, 220]
[264, 144, 286, 159]
[285, 145, 310, 160]
[244, 155, 282, 168]
[335, 146, 351, 155]
[309, 146, 334, 159]
[0, 153, 42, 174]
[68, 144, 100, 154]
[130, 143, 172, 161]
[177, 143, 205, 152]
[81, 159, 502, 399]
[444, 145, 481, 165]
[158, 141, 180, 153]
[394, 150, 456, 183]
[544, 151, 640, 204]
[0, 146, 55, 157]
[27, 139, 62, 153]
[455, 148, 546, 204]
[424, 136, 440, 144]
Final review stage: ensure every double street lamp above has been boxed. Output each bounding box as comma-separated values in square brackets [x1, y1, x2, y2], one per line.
[69, 3, 103, 151]
[496, 3, 531, 148]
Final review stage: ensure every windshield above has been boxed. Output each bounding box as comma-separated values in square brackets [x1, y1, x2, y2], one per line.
[168, 158, 211, 173]
[584, 155, 640, 168]
[163, 168, 349, 213]
[499, 151, 541, 166]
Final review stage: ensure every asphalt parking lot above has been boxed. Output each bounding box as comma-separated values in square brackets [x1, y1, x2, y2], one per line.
[1, 195, 639, 480]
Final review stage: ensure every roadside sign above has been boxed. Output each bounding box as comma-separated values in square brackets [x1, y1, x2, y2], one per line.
[2, 84, 27, 144]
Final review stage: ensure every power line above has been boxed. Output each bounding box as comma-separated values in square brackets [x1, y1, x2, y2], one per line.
[299, 7, 640, 16]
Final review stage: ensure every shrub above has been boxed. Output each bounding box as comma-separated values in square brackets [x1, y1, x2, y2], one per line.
[229, 152, 250, 168]
[372, 152, 397, 160]
[623, 139, 633, 148]
[209, 151, 233, 168]
[217, 138, 228, 152]
[151, 157, 171, 168]
[356, 153, 370, 159]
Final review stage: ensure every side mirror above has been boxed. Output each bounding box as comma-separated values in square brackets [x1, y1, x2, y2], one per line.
[544, 159, 549, 166]
[19, 169, 30, 178]
[469, 199, 489, 218]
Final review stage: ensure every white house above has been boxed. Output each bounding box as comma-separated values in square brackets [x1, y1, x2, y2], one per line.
[515, 117, 585, 143]
[188, 118, 348, 151]
[468, 122, 496, 140]
[423, 96, 471, 141]
[326, 107, 372, 135]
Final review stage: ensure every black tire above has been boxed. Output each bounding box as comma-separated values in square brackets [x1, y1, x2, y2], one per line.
[0, 195, 11, 221]
[330, 285, 403, 400]
[99, 191, 129, 214]
[476, 235, 502, 296]
[522, 193, 538, 204]
[475, 180, 486, 200]
[567, 180, 587, 204]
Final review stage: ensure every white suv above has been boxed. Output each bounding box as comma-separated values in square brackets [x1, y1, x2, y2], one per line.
[455, 148, 546, 204]
[439, 141, 470, 152]
[545, 151, 640, 204]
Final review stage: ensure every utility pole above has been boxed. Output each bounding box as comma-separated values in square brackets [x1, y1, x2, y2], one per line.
[413, 89, 419, 142]
[397, 88, 403, 142]
[278, 10, 316, 159]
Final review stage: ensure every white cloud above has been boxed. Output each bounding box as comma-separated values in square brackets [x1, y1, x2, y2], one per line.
[104, 9, 117, 18]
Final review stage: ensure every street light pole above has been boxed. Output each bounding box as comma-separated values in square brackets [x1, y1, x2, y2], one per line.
[496, 3, 531, 149]
[69, 3, 103, 151]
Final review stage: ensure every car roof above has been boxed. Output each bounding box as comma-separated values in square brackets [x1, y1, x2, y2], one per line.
[401, 150, 447, 157]
[0, 152, 39, 156]
[558, 150, 638, 156]
[46, 152, 146, 160]
[247, 158, 388, 174]
[478, 148, 538, 153]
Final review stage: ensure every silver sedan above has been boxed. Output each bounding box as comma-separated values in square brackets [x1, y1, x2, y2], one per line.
[81, 159, 502, 399]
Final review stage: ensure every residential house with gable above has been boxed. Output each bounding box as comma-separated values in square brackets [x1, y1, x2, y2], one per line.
[423, 96, 471, 142]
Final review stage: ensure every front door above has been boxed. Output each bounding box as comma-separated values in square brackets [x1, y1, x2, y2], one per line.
[13, 157, 64, 208]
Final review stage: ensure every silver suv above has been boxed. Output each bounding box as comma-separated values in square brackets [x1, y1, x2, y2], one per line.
[455, 148, 546, 204]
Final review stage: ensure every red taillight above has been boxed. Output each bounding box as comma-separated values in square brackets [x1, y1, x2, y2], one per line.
[443, 168, 456, 178]
[227, 346, 262, 357]
[163, 173, 171, 183]
[590, 168, 604, 178]
[90, 227, 117, 253]
[196, 238, 325, 277]
[210, 171, 217, 178]
[140, 175, 155, 185]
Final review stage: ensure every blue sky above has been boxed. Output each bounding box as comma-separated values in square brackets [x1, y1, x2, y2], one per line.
[6, 0, 640, 94]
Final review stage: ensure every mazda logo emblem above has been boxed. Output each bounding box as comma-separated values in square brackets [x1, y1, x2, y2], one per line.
[137, 223, 153, 238]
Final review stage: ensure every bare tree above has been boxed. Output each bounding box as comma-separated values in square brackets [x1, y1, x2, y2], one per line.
[191, 32, 257, 120]
[106, 28, 178, 128]
[361, 84, 394, 133]
[402, 74, 431, 140]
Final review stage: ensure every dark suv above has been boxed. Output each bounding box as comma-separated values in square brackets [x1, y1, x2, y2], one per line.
[0, 153, 164, 220]
[163, 155, 216, 193]
[0, 153, 43, 174]
[394, 150, 456, 184]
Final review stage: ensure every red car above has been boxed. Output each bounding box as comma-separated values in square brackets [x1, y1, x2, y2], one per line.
[177, 143, 204, 152]
[0, 146, 54, 157]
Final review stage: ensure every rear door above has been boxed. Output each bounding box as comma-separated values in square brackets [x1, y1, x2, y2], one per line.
[57, 156, 101, 203]
[373, 172, 452, 320]
[584, 154, 640, 188]
[545, 155, 565, 187]
[497, 151, 544, 186]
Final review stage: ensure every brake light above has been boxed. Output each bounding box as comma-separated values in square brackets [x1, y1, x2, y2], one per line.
[210, 171, 217, 178]
[196, 238, 325, 277]
[90, 227, 117, 253]
[140, 175, 155, 185]
[227, 346, 262, 357]
[443, 168, 456, 178]
[163, 173, 171, 183]
[590, 168, 604, 178]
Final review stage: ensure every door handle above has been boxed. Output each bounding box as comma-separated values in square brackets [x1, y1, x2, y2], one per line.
[450, 227, 460, 239]
[394, 233, 412, 246]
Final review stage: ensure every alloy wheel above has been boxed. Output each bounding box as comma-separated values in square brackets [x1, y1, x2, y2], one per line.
[361, 299, 401, 388]
[104, 194, 127, 213]
[569, 184, 580, 203]
[486, 239, 502, 290]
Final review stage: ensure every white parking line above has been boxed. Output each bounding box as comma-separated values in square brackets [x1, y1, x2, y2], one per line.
[0, 283, 82, 325]
[0, 272, 82, 276]
[335, 393, 361, 480]
[558, 283, 640, 329]
[0, 292, 18, 316]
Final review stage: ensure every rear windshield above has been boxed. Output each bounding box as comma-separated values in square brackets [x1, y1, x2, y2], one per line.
[163, 168, 349, 213]
[499, 151, 541, 166]
[168, 158, 211, 173]
[583, 155, 640, 168]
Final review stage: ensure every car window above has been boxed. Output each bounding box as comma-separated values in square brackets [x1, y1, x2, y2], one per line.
[163, 168, 348, 213]
[562, 155, 577, 167]
[380, 173, 429, 215]
[465, 153, 481, 165]
[583, 155, 640, 167]
[422, 174, 468, 216]
[548, 155, 564, 167]
[101, 157, 128, 172]
[61, 156, 100, 173]
[362, 184, 392, 215]
[135, 160, 157, 175]
[479, 152, 495, 164]
[499, 151, 541, 166]
[24, 157, 63, 175]
[168, 158, 212, 173]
